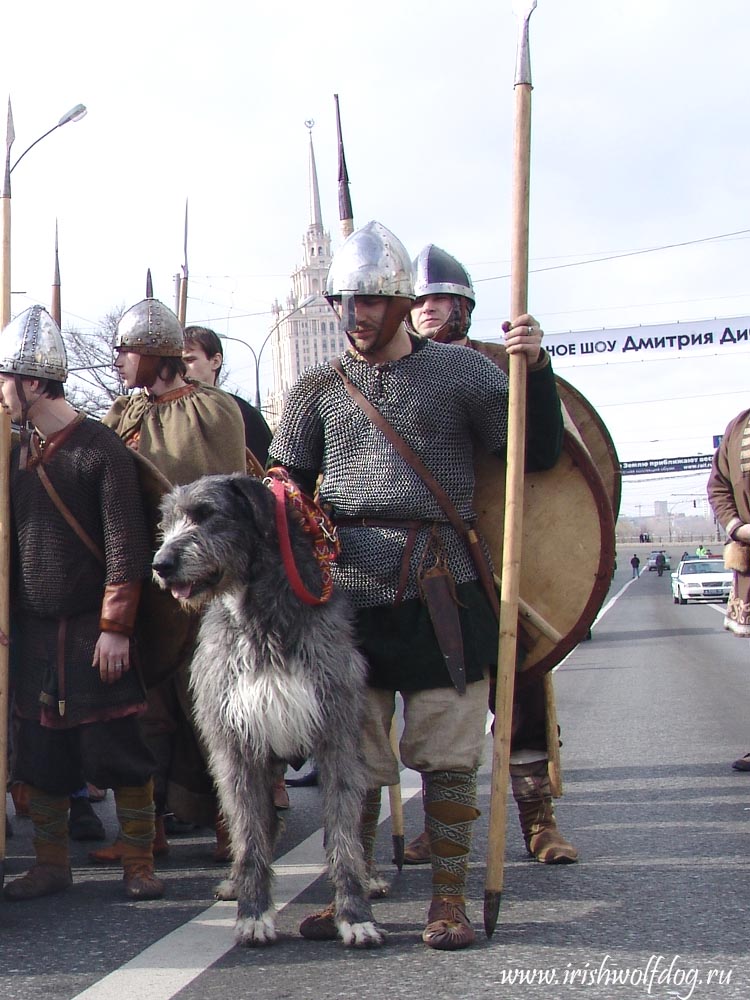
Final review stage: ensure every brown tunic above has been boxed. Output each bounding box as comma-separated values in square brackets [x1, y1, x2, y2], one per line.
[102, 380, 247, 486]
[707, 408, 750, 636]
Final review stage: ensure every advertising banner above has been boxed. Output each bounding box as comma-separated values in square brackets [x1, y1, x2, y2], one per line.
[538, 316, 750, 367]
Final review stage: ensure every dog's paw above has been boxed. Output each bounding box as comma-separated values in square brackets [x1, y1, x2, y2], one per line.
[338, 920, 386, 948]
[235, 912, 278, 947]
[214, 877, 238, 901]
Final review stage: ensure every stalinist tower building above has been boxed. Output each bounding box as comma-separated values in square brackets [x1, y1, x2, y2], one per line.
[264, 125, 347, 425]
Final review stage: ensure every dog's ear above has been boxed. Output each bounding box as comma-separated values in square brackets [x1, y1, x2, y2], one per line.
[228, 475, 273, 537]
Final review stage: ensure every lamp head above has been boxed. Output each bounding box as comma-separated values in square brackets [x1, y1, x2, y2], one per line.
[57, 104, 87, 127]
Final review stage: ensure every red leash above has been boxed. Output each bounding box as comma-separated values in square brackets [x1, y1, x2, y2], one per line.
[265, 469, 340, 606]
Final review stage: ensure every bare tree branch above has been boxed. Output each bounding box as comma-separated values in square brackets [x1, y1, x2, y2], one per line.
[63, 308, 125, 417]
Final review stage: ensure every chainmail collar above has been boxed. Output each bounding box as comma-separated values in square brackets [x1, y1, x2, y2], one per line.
[343, 332, 427, 369]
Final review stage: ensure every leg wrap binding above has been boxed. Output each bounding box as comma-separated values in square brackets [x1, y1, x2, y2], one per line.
[424, 770, 480, 899]
[360, 787, 382, 872]
[115, 778, 156, 865]
[29, 787, 70, 867]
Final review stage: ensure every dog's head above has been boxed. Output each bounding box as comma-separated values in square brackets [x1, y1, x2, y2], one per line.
[152, 473, 275, 609]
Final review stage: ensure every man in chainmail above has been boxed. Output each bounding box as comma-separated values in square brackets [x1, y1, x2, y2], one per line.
[95, 297, 247, 863]
[404, 244, 578, 866]
[268, 221, 561, 951]
[0, 306, 164, 902]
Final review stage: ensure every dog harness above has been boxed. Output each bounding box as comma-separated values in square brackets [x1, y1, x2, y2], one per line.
[265, 468, 340, 606]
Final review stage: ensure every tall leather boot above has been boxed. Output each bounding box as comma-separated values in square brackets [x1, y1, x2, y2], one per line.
[422, 770, 479, 951]
[3, 787, 72, 900]
[115, 779, 165, 900]
[511, 759, 578, 864]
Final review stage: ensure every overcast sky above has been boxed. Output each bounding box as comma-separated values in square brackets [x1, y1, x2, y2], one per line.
[2, 0, 749, 518]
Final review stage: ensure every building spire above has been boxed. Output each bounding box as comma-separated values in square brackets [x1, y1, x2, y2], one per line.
[305, 119, 323, 232]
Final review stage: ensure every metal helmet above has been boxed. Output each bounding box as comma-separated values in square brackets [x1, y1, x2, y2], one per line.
[0, 305, 68, 382]
[115, 298, 184, 357]
[412, 244, 475, 305]
[325, 221, 414, 302]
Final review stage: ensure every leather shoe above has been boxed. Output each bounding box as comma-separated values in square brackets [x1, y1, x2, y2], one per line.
[299, 903, 337, 941]
[123, 863, 165, 900]
[732, 753, 750, 771]
[422, 897, 475, 951]
[4, 864, 72, 901]
[403, 830, 430, 865]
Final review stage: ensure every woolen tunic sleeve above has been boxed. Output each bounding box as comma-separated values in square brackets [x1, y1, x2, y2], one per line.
[707, 410, 750, 533]
[525, 352, 564, 472]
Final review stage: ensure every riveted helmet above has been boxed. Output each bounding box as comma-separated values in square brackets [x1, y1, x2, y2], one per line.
[407, 244, 476, 343]
[115, 298, 184, 357]
[0, 305, 68, 382]
[412, 244, 475, 305]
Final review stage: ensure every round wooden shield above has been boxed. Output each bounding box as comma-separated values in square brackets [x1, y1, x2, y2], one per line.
[468, 339, 621, 518]
[474, 430, 616, 685]
[130, 451, 199, 689]
[556, 375, 622, 518]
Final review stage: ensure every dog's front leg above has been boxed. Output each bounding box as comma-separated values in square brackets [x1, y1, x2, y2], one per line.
[213, 746, 280, 947]
[317, 740, 385, 948]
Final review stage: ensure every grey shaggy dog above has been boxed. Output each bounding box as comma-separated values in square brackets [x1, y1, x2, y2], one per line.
[152, 473, 384, 948]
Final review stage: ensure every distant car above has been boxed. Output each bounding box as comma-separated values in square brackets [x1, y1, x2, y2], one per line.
[647, 550, 671, 572]
[670, 558, 732, 604]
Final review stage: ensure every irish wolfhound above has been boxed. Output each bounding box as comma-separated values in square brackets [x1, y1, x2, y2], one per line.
[152, 473, 383, 948]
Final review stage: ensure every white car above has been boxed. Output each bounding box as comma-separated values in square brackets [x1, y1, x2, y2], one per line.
[671, 558, 732, 604]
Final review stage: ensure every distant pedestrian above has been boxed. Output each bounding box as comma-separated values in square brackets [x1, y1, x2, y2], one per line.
[655, 552, 666, 577]
[631, 554, 641, 578]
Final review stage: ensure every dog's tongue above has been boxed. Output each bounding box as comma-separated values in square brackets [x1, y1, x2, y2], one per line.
[170, 583, 193, 600]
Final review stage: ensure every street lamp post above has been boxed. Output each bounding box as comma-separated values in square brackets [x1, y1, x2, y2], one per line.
[1, 100, 87, 326]
[220, 294, 320, 409]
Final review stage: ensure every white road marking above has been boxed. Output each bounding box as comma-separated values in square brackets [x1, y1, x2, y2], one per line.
[71, 770, 423, 1000]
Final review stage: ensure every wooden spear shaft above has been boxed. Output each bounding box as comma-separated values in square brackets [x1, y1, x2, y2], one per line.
[0, 409, 11, 884]
[177, 199, 188, 326]
[0, 196, 9, 329]
[1, 98, 13, 329]
[484, 0, 537, 938]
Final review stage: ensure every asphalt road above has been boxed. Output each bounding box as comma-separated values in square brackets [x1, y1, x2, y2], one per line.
[2, 553, 749, 1000]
